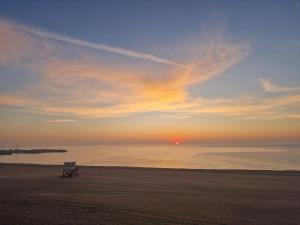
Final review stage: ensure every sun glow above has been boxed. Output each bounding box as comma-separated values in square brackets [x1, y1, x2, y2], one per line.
[173, 139, 183, 145]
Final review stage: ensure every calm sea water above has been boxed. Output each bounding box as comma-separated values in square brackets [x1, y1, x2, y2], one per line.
[1, 145, 300, 170]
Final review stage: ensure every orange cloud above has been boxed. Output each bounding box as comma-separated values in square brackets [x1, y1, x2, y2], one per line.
[3, 18, 298, 122]
[0, 20, 30, 64]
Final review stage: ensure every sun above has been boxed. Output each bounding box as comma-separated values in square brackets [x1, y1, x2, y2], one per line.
[170, 138, 182, 145]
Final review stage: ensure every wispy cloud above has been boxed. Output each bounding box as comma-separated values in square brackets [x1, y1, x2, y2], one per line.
[4, 18, 298, 121]
[46, 119, 77, 123]
[0, 95, 38, 106]
[0, 18, 186, 68]
[259, 78, 299, 92]
[0, 20, 30, 64]
[288, 114, 300, 119]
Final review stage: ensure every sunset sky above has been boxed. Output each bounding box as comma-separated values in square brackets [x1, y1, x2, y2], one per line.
[0, 1, 299, 146]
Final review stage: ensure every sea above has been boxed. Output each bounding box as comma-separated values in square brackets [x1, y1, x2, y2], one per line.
[1, 144, 300, 170]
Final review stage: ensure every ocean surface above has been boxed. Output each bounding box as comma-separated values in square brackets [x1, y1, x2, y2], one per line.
[1, 145, 300, 170]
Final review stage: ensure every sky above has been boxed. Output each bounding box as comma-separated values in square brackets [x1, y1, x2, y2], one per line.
[0, 0, 299, 146]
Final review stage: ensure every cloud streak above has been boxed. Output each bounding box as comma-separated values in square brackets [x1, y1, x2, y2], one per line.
[0, 18, 186, 68]
[47, 119, 77, 123]
[259, 79, 299, 92]
[4, 18, 297, 122]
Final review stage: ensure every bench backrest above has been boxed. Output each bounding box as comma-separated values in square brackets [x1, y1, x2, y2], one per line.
[64, 162, 76, 167]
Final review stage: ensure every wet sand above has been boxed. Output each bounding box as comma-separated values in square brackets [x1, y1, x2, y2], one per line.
[0, 163, 300, 225]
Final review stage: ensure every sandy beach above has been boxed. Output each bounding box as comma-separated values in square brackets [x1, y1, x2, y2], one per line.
[0, 163, 300, 225]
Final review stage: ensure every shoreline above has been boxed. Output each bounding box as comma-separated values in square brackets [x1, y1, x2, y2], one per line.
[1, 162, 300, 175]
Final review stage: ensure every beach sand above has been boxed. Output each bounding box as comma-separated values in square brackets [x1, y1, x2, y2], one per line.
[0, 163, 299, 225]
